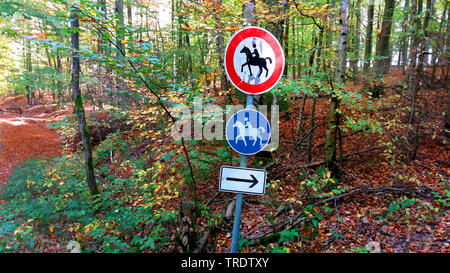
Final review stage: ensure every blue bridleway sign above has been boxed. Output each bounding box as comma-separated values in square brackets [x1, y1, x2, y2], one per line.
[226, 109, 271, 155]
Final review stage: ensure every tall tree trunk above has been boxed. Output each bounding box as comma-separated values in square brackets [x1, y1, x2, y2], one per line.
[351, 0, 361, 83]
[25, 39, 34, 105]
[363, 0, 375, 73]
[431, 1, 447, 75]
[211, 0, 231, 103]
[446, 0, 450, 80]
[293, 16, 298, 78]
[444, 0, 450, 132]
[70, 5, 99, 196]
[307, 97, 317, 163]
[243, 0, 258, 108]
[57, 52, 63, 108]
[418, 0, 432, 73]
[326, 0, 336, 49]
[115, 0, 125, 57]
[400, 0, 410, 71]
[282, 0, 289, 77]
[176, 0, 185, 81]
[405, 0, 420, 160]
[325, 0, 348, 179]
[127, 2, 132, 26]
[243, 0, 257, 27]
[375, 0, 396, 79]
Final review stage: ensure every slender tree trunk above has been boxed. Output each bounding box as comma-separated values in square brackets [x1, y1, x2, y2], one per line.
[446, 1, 450, 80]
[70, 5, 99, 196]
[326, 0, 336, 49]
[177, 0, 185, 81]
[432, 1, 447, 75]
[57, 52, 63, 108]
[400, 0, 410, 71]
[293, 16, 298, 78]
[295, 94, 307, 141]
[351, 0, 361, 83]
[127, 2, 132, 26]
[243, 0, 258, 108]
[405, 0, 420, 160]
[307, 97, 317, 163]
[282, 0, 289, 77]
[115, 0, 125, 57]
[211, 0, 231, 103]
[25, 39, 34, 105]
[308, 30, 324, 161]
[363, 0, 375, 73]
[418, 0, 432, 73]
[325, 0, 348, 179]
[443, 1, 450, 132]
[375, 0, 396, 79]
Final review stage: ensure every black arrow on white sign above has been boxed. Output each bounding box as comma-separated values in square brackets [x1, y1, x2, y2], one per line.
[226, 175, 258, 188]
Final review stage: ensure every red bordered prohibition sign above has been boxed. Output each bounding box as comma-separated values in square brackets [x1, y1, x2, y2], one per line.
[224, 27, 284, 95]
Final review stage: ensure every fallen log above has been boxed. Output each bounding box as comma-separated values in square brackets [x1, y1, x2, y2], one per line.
[223, 199, 236, 223]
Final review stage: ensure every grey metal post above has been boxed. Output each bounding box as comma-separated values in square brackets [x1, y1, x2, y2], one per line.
[230, 95, 254, 253]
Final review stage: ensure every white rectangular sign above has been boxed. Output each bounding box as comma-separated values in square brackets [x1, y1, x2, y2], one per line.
[219, 166, 267, 195]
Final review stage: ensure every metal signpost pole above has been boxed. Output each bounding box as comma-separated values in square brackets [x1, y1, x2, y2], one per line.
[223, 26, 283, 253]
[230, 95, 254, 253]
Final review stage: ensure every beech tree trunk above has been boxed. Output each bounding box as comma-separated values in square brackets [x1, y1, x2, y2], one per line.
[70, 5, 99, 196]
[444, 2, 450, 132]
[57, 52, 63, 108]
[363, 0, 375, 73]
[325, 0, 348, 179]
[115, 0, 125, 57]
[351, 0, 361, 83]
[418, 0, 432, 72]
[375, 0, 396, 78]
[211, 0, 230, 102]
[400, 0, 410, 70]
[25, 39, 34, 105]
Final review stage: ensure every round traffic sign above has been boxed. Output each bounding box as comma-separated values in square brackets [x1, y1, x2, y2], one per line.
[224, 27, 284, 95]
[226, 109, 271, 155]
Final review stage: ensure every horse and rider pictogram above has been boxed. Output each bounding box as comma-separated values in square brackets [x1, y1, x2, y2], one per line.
[240, 44, 272, 78]
[226, 109, 271, 155]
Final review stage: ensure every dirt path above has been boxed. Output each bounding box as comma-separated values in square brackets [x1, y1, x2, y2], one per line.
[0, 96, 65, 185]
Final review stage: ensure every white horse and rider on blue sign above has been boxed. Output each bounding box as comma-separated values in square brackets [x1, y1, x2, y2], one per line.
[233, 118, 266, 146]
[226, 109, 271, 155]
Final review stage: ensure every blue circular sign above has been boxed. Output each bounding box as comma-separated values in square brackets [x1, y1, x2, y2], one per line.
[226, 109, 271, 155]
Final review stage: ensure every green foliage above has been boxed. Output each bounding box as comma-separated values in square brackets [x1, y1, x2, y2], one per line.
[0, 156, 177, 252]
[279, 227, 299, 243]
[348, 246, 371, 253]
[238, 235, 254, 252]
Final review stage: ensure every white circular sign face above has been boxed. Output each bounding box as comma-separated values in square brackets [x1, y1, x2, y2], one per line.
[232, 37, 276, 85]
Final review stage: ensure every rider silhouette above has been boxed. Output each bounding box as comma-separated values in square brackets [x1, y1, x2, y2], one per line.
[251, 42, 259, 59]
[244, 117, 250, 136]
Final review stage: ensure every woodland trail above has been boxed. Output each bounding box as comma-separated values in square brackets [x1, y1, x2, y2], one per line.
[0, 96, 65, 185]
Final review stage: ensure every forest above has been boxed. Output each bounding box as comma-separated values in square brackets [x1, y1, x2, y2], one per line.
[0, 0, 448, 254]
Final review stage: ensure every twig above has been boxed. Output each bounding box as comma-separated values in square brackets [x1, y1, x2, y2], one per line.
[284, 145, 386, 172]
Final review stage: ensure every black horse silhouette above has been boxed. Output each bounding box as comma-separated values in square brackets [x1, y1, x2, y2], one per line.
[240, 46, 272, 78]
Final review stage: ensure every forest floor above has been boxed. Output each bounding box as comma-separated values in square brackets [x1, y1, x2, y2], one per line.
[205, 68, 450, 253]
[0, 96, 65, 184]
[0, 70, 448, 253]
